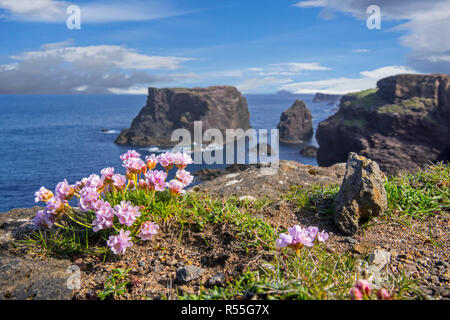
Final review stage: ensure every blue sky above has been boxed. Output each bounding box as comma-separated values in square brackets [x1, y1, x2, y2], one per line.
[0, 0, 448, 94]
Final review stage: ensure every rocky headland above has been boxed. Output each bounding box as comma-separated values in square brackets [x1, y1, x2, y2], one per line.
[316, 74, 450, 174]
[313, 92, 342, 104]
[116, 86, 251, 147]
[277, 100, 313, 144]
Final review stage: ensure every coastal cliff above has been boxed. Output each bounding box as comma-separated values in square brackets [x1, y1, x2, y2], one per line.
[316, 74, 450, 174]
[116, 86, 251, 146]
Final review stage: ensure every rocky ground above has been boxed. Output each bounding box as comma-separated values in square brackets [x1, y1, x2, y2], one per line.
[1, 188, 448, 299]
[193, 160, 346, 199]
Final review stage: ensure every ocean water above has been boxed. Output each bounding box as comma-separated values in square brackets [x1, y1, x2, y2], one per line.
[0, 93, 337, 212]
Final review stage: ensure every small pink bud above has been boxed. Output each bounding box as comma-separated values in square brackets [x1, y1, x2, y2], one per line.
[349, 287, 363, 300]
[356, 279, 371, 296]
[377, 288, 391, 300]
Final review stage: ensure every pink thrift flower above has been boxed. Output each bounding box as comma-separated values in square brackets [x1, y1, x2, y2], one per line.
[120, 150, 141, 162]
[78, 187, 100, 212]
[123, 157, 146, 174]
[112, 174, 127, 191]
[289, 225, 315, 247]
[114, 200, 141, 227]
[317, 230, 329, 242]
[276, 233, 293, 248]
[157, 152, 174, 170]
[46, 196, 65, 214]
[55, 179, 74, 200]
[85, 174, 104, 190]
[34, 187, 53, 203]
[107, 229, 133, 255]
[33, 210, 55, 229]
[377, 289, 391, 300]
[168, 179, 185, 196]
[349, 287, 364, 300]
[92, 200, 115, 232]
[138, 221, 159, 241]
[356, 279, 371, 296]
[173, 152, 193, 170]
[101, 167, 115, 182]
[176, 169, 194, 186]
[146, 170, 167, 192]
[145, 154, 157, 170]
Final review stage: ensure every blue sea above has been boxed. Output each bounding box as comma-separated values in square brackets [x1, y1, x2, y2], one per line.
[0, 93, 338, 212]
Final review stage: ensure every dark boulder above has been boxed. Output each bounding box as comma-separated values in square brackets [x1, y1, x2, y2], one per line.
[277, 100, 313, 144]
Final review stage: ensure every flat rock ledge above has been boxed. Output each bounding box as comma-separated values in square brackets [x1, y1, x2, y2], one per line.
[0, 207, 73, 300]
[192, 160, 346, 199]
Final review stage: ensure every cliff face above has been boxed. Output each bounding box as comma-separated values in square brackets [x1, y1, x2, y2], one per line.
[116, 86, 251, 146]
[277, 100, 313, 144]
[316, 74, 450, 174]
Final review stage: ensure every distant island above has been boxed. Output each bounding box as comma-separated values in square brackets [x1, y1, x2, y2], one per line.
[276, 90, 293, 95]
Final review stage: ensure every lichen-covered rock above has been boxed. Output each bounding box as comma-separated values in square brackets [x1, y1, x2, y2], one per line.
[316, 74, 450, 174]
[116, 86, 251, 146]
[334, 153, 388, 235]
[277, 100, 313, 144]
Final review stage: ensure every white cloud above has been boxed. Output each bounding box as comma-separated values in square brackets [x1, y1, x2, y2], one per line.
[352, 49, 370, 53]
[0, 42, 193, 94]
[293, 0, 450, 73]
[0, 0, 195, 23]
[279, 65, 417, 94]
[237, 77, 293, 93]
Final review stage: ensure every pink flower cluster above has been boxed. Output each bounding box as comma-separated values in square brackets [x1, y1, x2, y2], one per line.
[32, 149, 194, 255]
[276, 225, 329, 251]
[349, 279, 392, 300]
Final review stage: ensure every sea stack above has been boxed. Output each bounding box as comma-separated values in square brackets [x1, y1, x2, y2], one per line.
[277, 100, 313, 144]
[116, 86, 251, 146]
[316, 73, 450, 174]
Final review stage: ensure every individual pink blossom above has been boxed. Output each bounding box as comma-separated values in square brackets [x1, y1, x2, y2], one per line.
[145, 154, 157, 170]
[176, 169, 193, 186]
[317, 230, 329, 242]
[34, 187, 53, 203]
[85, 174, 104, 190]
[356, 279, 371, 296]
[92, 200, 114, 232]
[145, 170, 167, 192]
[46, 196, 65, 214]
[138, 221, 159, 241]
[377, 289, 391, 300]
[114, 200, 141, 227]
[123, 157, 146, 174]
[168, 179, 185, 196]
[349, 287, 364, 300]
[55, 179, 74, 200]
[78, 187, 100, 212]
[276, 225, 329, 251]
[173, 152, 193, 170]
[112, 174, 127, 191]
[276, 233, 293, 248]
[107, 229, 133, 255]
[33, 209, 56, 229]
[120, 150, 141, 162]
[101, 167, 115, 182]
[157, 152, 174, 170]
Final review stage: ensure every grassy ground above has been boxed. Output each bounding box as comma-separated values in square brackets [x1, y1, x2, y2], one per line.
[20, 163, 449, 300]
